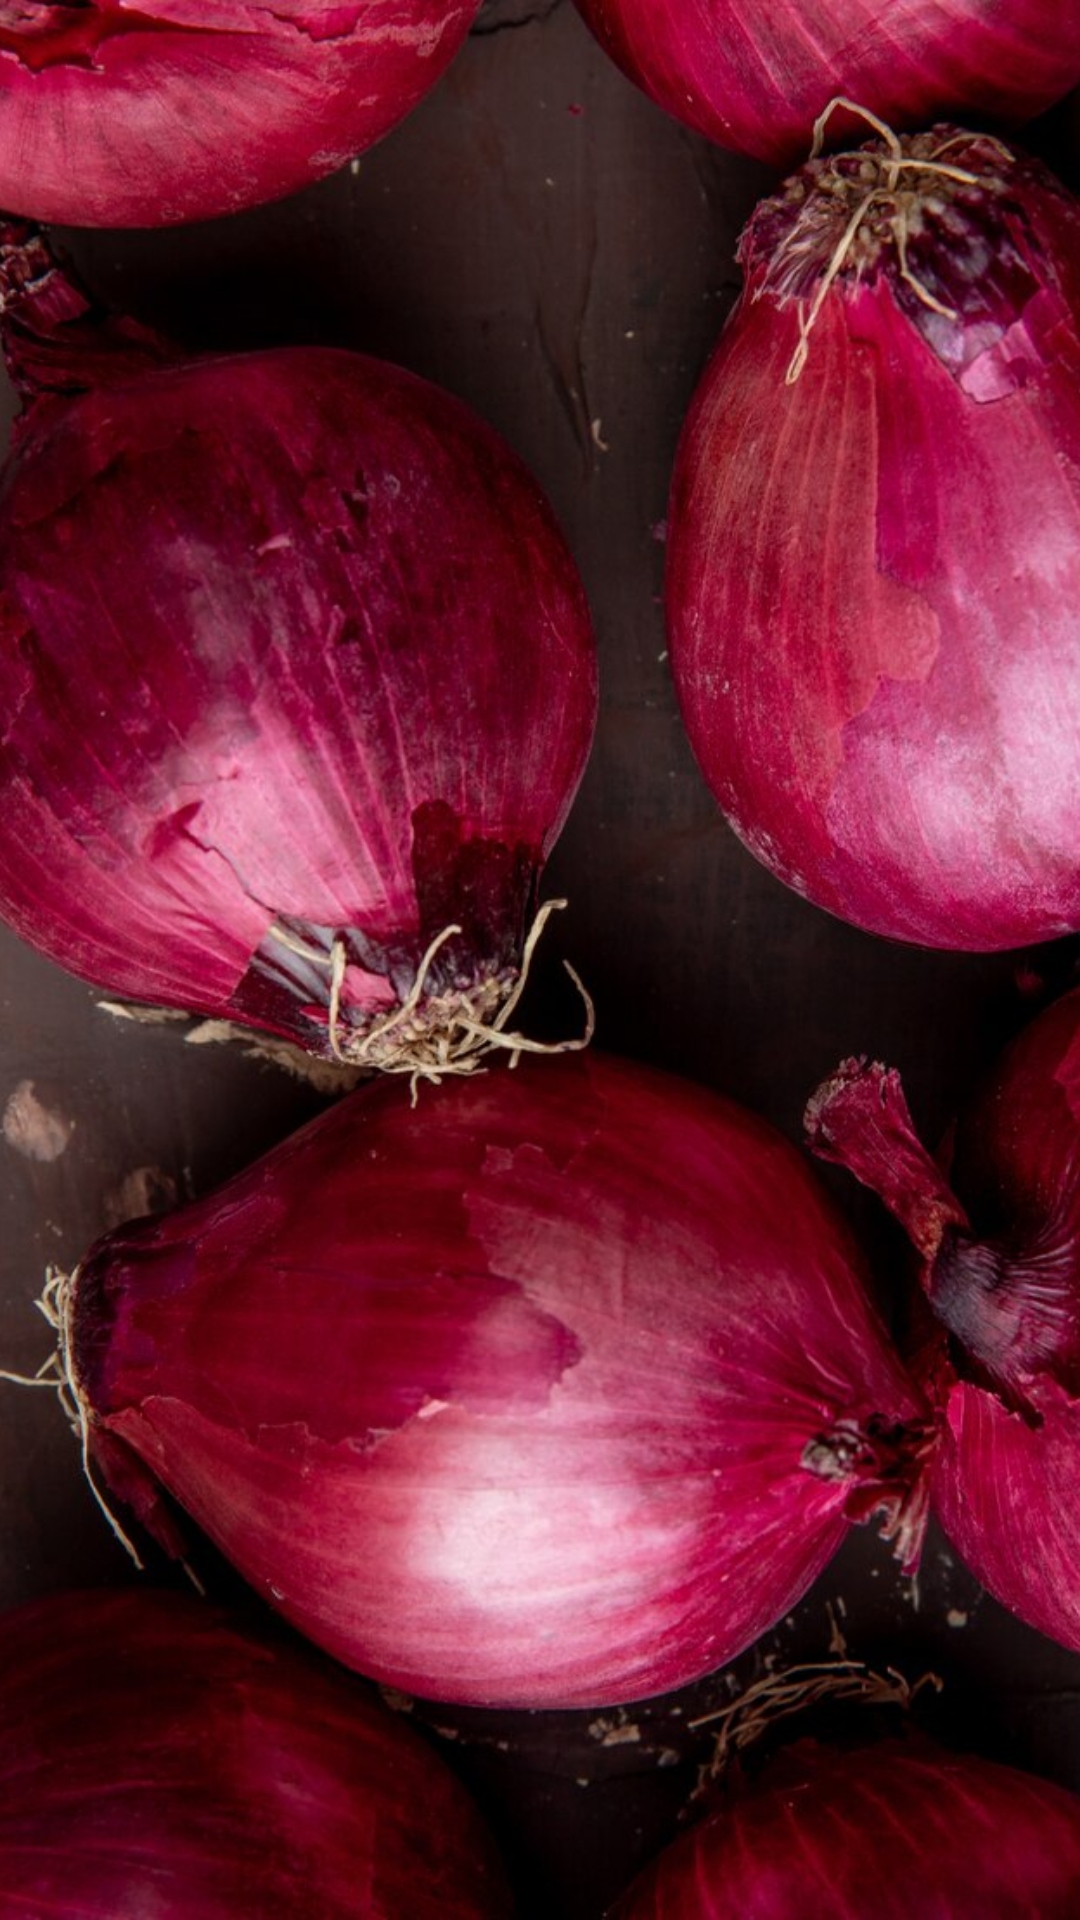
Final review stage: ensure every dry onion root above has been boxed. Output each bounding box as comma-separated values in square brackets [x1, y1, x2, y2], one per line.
[101, 900, 596, 1102]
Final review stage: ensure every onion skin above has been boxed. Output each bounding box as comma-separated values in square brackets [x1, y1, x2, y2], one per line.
[668, 130, 1080, 951]
[0, 1587, 512, 1917]
[575, 1, 1080, 167]
[0, 231, 596, 1063]
[609, 1735, 1080, 1917]
[807, 1001, 1080, 1652]
[0, 0, 479, 228]
[66, 1051, 931, 1710]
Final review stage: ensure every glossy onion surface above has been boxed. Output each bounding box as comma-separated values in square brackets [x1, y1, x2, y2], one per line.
[0, 1587, 512, 1917]
[0, 0, 480, 227]
[575, 0, 1080, 168]
[668, 131, 1080, 950]
[70, 1052, 931, 1709]
[611, 1735, 1080, 1917]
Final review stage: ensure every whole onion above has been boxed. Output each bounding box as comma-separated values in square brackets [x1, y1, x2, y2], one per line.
[0, 0, 479, 227]
[0, 1586, 512, 1916]
[807, 1003, 1080, 1653]
[51, 1051, 932, 1709]
[611, 1733, 1080, 1916]
[575, 3, 1080, 168]
[0, 227, 596, 1075]
[667, 126, 1080, 951]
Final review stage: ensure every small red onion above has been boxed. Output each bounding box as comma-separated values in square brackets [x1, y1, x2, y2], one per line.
[807, 1004, 1080, 1653]
[611, 1733, 1080, 1916]
[46, 1051, 932, 1710]
[574, 3, 1080, 168]
[0, 227, 596, 1074]
[667, 126, 1080, 950]
[0, 1586, 512, 1916]
[0, 0, 479, 227]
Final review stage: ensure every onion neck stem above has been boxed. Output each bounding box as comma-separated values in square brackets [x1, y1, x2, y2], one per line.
[805, 1058, 968, 1262]
[0, 219, 177, 410]
[806, 1058, 1079, 1402]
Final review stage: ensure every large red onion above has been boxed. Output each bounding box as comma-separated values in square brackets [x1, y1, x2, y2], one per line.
[667, 127, 1080, 950]
[52, 1051, 932, 1709]
[807, 1002, 1080, 1653]
[0, 1586, 512, 1916]
[611, 1733, 1080, 1916]
[0, 228, 596, 1074]
[575, 3, 1080, 168]
[0, 0, 479, 227]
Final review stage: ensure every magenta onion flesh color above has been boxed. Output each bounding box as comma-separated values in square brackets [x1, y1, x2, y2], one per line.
[0, 0, 479, 227]
[0, 228, 596, 1070]
[668, 129, 1080, 951]
[807, 1003, 1080, 1654]
[610, 1734, 1080, 1917]
[0, 1587, 512, 1917]
[575, 2, 1080, 167]
[61, 1051, 931, 1709]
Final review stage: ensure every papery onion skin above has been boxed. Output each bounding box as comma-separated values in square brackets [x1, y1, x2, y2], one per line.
[0, 230, 596, 1064]
[66, 1051, 932, 1711]
[575, 0, 1080, 167]
[609, 1735, 1080, 1917]
[668, 130, 1080, 951]
[807, 1007, 1080, 1653]
[0, 0, 479, 228]
[0, 1587, 512, 1917]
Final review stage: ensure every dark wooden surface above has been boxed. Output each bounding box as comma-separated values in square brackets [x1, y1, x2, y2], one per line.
[2, 7, 1079, 1913]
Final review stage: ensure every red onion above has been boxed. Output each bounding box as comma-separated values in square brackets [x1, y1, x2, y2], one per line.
[0, 0, 479, 227]
[807, 1006, 1080, 1653]
[49, 1051, 932, 1709]
[574, 4, 1080, 169]
[0, 228, 596, 1075]
[0, 1586, 512, 1916]
[611, 1733, 1080, 1916]
[667, 125, 1080, 950]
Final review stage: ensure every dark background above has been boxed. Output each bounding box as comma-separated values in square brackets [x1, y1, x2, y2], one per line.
[1, 6, 1079, 1912]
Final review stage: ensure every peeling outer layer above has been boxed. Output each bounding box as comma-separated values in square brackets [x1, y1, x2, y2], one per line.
[62, 1050, 931, 1710]
[806, 1023, 1080, 1654]
[0, 1587, 513, 1917]
[0, 229, 597, 1067]
[667, 126, 1080, 951]
[574, 0, 1080, 169]
[610, 1733, 1080, 1917]
[0, 0, 480, 226]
